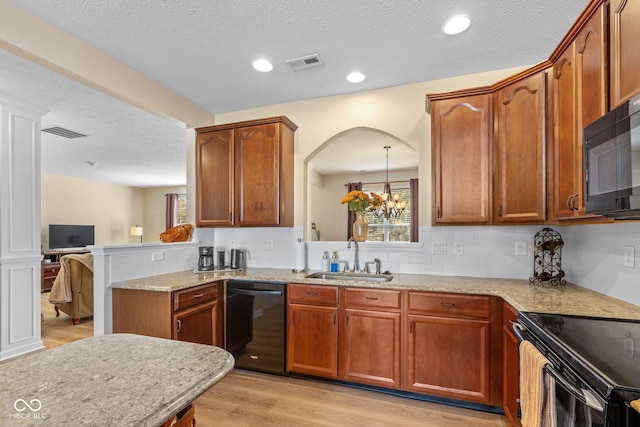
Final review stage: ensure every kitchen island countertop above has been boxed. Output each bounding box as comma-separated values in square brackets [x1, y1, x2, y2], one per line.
[0, 334, 234, 426]
[111, 268, 640, 320]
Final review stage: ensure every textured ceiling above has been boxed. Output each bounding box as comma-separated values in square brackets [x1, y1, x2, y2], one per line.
[4, 0, 590, 187]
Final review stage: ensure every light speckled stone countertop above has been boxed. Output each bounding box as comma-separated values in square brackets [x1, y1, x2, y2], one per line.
[111, 268, 640, 320]
[0, 334, 234, 426]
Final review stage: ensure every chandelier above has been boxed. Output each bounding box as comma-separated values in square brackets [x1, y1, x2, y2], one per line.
[374, 146, 407, 219]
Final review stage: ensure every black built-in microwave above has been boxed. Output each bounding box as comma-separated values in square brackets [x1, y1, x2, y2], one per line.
[584, 94, 640, 218]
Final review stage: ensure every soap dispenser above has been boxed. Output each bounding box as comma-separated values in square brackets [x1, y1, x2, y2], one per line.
[322, 251, 330, 271]
[330, 251, 340, 272]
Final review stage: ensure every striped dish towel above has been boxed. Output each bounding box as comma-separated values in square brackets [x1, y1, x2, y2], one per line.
[520, 340, 556, 427]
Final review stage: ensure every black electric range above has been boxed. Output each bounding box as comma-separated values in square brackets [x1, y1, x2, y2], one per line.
[516, 312, 640, 426]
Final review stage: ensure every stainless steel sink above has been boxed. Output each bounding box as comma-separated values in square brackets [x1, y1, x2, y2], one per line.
[305, 272, 394, 282]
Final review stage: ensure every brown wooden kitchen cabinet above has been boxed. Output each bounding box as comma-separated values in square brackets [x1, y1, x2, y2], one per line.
[195, 116, 297, 227]
[112, 282, 221, 346]
[286, 283, 339, 378]
[494, 70, 548, 224]
[610, 0, 640, 107]
[502, 302, 520, 426]
[195, 128, 234, 226]
[405, 291, 500, 405]
[427, 89, 493, 225]
[339, 287, 402, 389]
[552, 3, 608, 222]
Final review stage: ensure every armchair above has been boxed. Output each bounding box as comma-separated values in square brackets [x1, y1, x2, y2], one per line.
[48, 253, 94, 325]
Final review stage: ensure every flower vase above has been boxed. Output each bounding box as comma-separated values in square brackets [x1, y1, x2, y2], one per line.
[352, 211, 368, 242]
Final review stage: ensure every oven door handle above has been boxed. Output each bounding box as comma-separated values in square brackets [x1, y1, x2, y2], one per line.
[545, 365, 605, 412]
[512, 322, 527, 341]
[228, 288, 283, 297]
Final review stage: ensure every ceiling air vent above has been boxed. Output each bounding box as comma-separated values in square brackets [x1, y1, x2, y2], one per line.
[42, 126, 87, 139]
[284, 54, 323, 70]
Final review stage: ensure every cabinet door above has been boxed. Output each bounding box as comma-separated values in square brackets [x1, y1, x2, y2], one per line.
[287, 303, 338, 378]
[196, 129, 234, 226]
[552, 44, 578, 220]
[494, 72, 547, 223]
[340, 309, 401, 389]
[234, 123, 281, 226]
[431, 94, 492, 224]
[554, 5, 608, 221]
[575, 5, 608, 217]
[406, 314, 491, 404]
[173, 301, 217, 346]
[502, 303, 520, 426]
[610, 0, 640, 107]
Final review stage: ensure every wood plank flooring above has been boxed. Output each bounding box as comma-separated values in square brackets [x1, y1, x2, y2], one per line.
[40, 293, 510, 426]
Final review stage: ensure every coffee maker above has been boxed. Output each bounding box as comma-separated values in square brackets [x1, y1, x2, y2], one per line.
[198, 246, 214, 271]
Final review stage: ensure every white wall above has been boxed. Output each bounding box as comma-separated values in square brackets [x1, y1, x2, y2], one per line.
[42, 174, 186, 247]
[41, 173, 144, 248]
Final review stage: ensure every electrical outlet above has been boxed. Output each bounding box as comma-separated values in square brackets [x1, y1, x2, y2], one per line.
[229, 240, 236, 249]
[624, 246, 635, 268]
[266, 240, 273, 250]
[151, 251, 164, 262]
[453, 242, 464, 255]
[515, 241, 527, 256]
[432, 242, 446, 255]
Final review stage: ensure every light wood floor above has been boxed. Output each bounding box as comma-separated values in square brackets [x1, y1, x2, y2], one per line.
[40, 293, 510, 426]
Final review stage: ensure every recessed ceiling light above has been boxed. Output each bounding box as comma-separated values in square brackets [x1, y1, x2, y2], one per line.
[442, 15, 471, 35]
[347, 72, 366, 83]
[252, 59, 273, 72]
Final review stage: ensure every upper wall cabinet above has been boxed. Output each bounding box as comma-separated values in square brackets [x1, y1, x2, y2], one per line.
[552, 3, 608, 221]
[196, 116, 297, 227]
[494, 71, 548, 224]
[428, 90, 493, 225]
[610, 0, 640, 107]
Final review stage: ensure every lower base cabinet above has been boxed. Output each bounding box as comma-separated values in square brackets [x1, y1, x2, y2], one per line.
[340, 287, 402, 389]
[406, 314, 491, 401]
[502, 303, 520, 425]
[286, 284, 502, 408]
[406, 291, 501, 406]
[286, 284, 339, 377]
[113, 281, 221, 346]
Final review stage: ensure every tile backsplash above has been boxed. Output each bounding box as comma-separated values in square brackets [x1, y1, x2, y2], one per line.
[197, 223, 640, 307]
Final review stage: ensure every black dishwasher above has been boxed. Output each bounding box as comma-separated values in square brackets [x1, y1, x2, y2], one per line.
[226, 280, 287, 375]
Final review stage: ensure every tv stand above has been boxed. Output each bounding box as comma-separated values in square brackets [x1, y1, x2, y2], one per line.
[41, 249, 90, 293]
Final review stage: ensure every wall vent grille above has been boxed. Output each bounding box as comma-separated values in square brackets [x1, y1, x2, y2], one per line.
[42, 127, 87, 139]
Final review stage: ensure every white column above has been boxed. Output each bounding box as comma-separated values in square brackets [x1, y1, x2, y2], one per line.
[0, 94, 47, 360]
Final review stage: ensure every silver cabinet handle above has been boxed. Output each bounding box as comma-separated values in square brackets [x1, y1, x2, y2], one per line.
[176, 319, 182, 333]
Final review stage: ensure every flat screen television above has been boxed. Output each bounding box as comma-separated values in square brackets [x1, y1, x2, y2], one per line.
[48, 224, 95, 250]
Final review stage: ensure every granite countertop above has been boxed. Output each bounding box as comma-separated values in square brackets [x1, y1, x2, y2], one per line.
[0, 334, 234, 426]
[111, 268, 640, 320]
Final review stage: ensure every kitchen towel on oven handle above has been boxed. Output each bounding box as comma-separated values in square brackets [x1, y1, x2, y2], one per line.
[519, 340, 557, 427]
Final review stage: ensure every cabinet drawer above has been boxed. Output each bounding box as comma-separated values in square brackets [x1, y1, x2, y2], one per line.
[43, 263, 60, 278]
[343, 288, 401, 311]
[173, 282, 217, 312]
[408, 292, 491, 319]
[289, 283, 338, 305]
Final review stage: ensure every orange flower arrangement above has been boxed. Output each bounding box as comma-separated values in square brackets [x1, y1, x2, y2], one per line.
[340, 190, 383, 212]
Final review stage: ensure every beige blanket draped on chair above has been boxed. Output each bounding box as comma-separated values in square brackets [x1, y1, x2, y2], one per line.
[48, 253, 93, 304]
